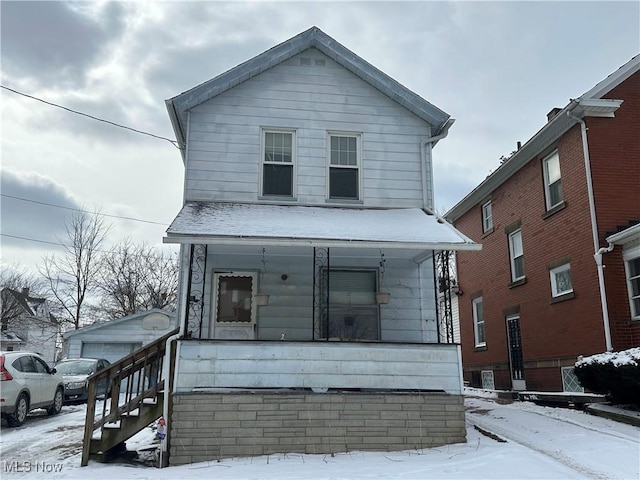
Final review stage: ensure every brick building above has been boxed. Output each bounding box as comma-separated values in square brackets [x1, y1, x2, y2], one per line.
[446, 55, 640, 392]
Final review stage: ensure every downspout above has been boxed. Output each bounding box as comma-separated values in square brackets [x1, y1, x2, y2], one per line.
[159, 244, 189, 467]
[421, 119, 455, 211]
[567, 108, 613, 351]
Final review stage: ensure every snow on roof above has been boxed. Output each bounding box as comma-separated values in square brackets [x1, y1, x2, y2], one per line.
[165, 202, 480, 251]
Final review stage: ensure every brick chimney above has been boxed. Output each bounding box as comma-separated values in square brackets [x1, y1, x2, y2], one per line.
[547, 107, 562, 122]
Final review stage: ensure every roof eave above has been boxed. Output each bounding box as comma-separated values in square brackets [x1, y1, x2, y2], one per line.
[165, 27, 452, 148]
[606, 223, 640, 245]
[162, 234, 481, 252]
[445, 98, 624, 223]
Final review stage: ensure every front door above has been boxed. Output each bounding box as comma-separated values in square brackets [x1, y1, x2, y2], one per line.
[506, 314, 526, 390]
[212, 272, 258, 340]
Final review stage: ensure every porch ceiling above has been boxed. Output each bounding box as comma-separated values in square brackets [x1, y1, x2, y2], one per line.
[164, 202, 480, 253]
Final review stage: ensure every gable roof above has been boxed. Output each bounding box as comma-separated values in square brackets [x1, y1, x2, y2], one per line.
[1, 287, 47, 318]
[63, 308, 176, 339]
[446, 54, 639, 222]
[166, 26, 452, 160]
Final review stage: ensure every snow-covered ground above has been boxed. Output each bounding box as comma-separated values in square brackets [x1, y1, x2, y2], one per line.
[1, 390, 638, 479]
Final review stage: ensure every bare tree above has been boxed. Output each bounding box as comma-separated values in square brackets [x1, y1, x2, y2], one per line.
[40, 210, 110, 330]
[96, 239, 178, 319]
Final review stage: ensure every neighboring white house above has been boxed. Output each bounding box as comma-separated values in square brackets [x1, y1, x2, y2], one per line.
[162, 27, 480, 465]
[0, 287, 58, 364]
[63, 309, 177, 363]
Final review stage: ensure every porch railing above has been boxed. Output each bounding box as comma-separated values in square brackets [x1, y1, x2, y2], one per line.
[80, 327, 179, 466]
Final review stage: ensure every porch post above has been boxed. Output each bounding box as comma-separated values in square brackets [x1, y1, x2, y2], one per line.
[312, 247, 330, 340]
[183, 244, 208, 339]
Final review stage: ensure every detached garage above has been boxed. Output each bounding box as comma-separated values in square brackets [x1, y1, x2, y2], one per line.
[63, 309, 177, 363]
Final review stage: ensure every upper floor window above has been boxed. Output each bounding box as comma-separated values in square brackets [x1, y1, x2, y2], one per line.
[624, 250, 640, 320]
[550, 263, 573, 297]
[509, 229, 525, 282]
[482, 200, 493, 233]
[472, 296, 485, 347]
[543, 151, 563, 210]
[328, 133, 360, 200]
[262, 129, 295, 197]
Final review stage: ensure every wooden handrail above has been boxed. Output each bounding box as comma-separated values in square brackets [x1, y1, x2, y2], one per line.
[81, 327, 179, 466]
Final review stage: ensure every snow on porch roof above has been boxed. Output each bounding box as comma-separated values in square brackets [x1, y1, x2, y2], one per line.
[164, 202, 480, 251]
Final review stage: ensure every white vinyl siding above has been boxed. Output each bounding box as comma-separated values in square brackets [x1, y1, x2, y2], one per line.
[543, 151, 563, 210]
[198, 251, 437, 343]
[185, 49, 432, 208]
[472, 296, 485, 347]
[550, 263, 573, 297]
[481, 200, 493, 233]
[509, 229, 525, 282]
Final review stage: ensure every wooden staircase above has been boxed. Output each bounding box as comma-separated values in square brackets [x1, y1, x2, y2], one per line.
[81, 328, 178, 466]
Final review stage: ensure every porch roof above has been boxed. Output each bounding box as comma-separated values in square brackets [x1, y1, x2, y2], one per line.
[164, 202, 480, 251]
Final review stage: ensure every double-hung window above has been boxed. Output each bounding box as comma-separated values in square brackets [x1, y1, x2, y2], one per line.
[482, 200, 493, 233]
[624, 250, 640, 320]
[262, 129, 295, 197]
[328, 133, 360, 200]
[543, 151, 563, 210]
[550, 263, 573, 297]
[509, 229, 525, 282]
[472, 296, 485, 347]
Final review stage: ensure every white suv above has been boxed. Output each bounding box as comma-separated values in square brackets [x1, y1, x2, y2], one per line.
[0, 351, 65, 427]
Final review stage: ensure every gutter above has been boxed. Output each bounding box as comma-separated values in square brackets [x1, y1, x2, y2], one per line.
[421, 118, 455, 210]
[567, 104, 613, 351]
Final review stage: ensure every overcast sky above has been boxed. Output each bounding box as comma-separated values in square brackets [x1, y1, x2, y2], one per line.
[1, 1, 639, 275]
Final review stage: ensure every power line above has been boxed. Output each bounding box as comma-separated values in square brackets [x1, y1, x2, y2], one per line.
[0, 85, 182, 150]
[1, 194, 169, 226]
[1, 233, 178, 258]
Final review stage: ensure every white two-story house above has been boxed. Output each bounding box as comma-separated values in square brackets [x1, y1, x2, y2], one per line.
[163, 27, 479, 465]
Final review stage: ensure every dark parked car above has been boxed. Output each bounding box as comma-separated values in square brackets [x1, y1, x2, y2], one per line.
[55, 358, 111, 403]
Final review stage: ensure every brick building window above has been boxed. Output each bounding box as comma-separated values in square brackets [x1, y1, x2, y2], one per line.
[624, 249, 640, 320]
[482, 200, 493, 233]
[509, 229, 525, 282]
[543, 151, 563, 210]
[472, 296, 485, 347]
[550, 263, 573, 297]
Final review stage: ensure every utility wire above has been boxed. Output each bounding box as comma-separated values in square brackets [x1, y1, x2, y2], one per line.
[1, 193, 169, 226]
[0, 85, 182, 150]
[1, 233, 177, 258]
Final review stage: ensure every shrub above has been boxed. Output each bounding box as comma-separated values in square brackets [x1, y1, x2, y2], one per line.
[574, 347, 640, 405]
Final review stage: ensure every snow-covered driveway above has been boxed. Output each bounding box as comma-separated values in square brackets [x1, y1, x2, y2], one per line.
[466, 396, 639, 480]
[0, 394, 638, 479]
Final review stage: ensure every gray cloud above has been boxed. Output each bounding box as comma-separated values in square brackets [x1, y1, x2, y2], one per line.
[0, 169, 82, 250]
[0, 1, 125, 89]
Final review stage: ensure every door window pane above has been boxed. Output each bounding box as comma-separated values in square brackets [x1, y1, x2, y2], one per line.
[217, 276, 253, 323]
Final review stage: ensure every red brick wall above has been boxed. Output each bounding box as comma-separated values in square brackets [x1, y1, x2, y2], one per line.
[455, 70, 640, 391]
[587, 72, 640, 350]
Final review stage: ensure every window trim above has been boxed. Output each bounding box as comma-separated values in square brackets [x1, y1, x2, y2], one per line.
[472, 296, 485, 348]
[542, 150, 563, 211]
[260, 128, 297, 199]
[508, 229, 525, 282]
[623, 246, 640, 321]
[550, 263, 573, 298]
[481, 200, 493, 234]
[326, 131, 362, 202]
